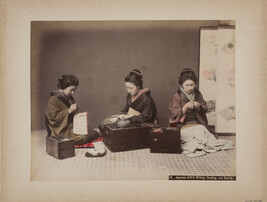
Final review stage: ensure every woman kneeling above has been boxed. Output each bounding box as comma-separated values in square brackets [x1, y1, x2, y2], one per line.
[100, 69, 157, 129]
[46, 75, 100, 146]
[169, 68, 233, 157]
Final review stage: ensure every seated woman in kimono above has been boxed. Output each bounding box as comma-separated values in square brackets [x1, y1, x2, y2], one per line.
[169, 68, 233, 157]
[46, 74, 100, 146]
[100, 69, 157, 129]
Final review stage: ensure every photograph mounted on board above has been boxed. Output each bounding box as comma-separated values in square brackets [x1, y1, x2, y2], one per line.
[30, 20, 236, 181]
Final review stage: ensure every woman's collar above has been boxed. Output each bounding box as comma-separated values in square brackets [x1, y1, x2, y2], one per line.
[132, 88, 150, 101]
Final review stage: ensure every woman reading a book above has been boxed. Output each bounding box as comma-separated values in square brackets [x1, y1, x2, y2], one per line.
[100, 69, 157, 129]
[46, 74, 100, 146]
[169, 68, 233, 157]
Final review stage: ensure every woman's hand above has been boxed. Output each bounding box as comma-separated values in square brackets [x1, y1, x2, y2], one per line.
[182, 101, 194, 114]
[193, 101, 200, 108]
[185, 101, 195, 109]
[68, 103, 77, 114]
[118, 114, 127, 120]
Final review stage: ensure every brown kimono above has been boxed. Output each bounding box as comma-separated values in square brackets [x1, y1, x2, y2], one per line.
[169, 88, 213, 132]
[46, 91, 99, 145]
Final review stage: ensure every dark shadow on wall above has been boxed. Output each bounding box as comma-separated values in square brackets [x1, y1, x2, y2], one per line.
[31, 21, 219, 130]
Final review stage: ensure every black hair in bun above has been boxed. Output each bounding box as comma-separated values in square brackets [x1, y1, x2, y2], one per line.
[178, 68, 197, 85]
[130, 69, 143, 79]
[57, 74, 79, 90]
[125, 69, 143, 88]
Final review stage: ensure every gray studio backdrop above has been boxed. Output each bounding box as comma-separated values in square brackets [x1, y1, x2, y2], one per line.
[31, 20, 219, 130]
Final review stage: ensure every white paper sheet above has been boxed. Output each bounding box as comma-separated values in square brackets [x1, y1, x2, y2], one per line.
[73, 112, 88, 135]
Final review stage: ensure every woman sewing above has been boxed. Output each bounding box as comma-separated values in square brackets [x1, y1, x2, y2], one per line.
[46, 74, 100, 146]
[169, 68, 233, 157]
[100, 69, 157, 129]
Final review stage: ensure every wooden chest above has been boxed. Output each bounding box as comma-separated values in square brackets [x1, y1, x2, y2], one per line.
[46, 136, 75, 159]
[149, 128, 182, 154]
[103, 123, 151, 152]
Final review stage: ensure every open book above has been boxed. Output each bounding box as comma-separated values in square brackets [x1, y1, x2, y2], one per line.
[73, 112, 88, 135]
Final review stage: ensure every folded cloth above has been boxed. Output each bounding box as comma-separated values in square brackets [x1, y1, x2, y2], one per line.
[181, 124, 234, 157]
[117, 119, 131, 128]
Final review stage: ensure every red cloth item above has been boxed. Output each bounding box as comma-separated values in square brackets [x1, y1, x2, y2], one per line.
[75, 137, 104, 148]
[179, 114, 186, 123]
[169, 124, 178, 128]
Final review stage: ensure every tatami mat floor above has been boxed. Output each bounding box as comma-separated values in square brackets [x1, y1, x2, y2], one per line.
[31, 130, 236, 181]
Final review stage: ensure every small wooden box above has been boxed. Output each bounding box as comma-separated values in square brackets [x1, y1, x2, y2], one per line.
[46, 136, 75, 159]
[149, 128, 182, 154]
[103, 123, 150, 152]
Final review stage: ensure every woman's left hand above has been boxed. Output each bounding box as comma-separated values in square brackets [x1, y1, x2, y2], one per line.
[193, 101, 200, 108]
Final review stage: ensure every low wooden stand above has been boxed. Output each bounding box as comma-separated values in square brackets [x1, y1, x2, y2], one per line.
[103, 123, 151, 152]
[149, 128, 182, 154]
[46, 136, 75, 159]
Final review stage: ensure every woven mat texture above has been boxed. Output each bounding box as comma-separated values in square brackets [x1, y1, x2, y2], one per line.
[31, 130, 236, 181]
